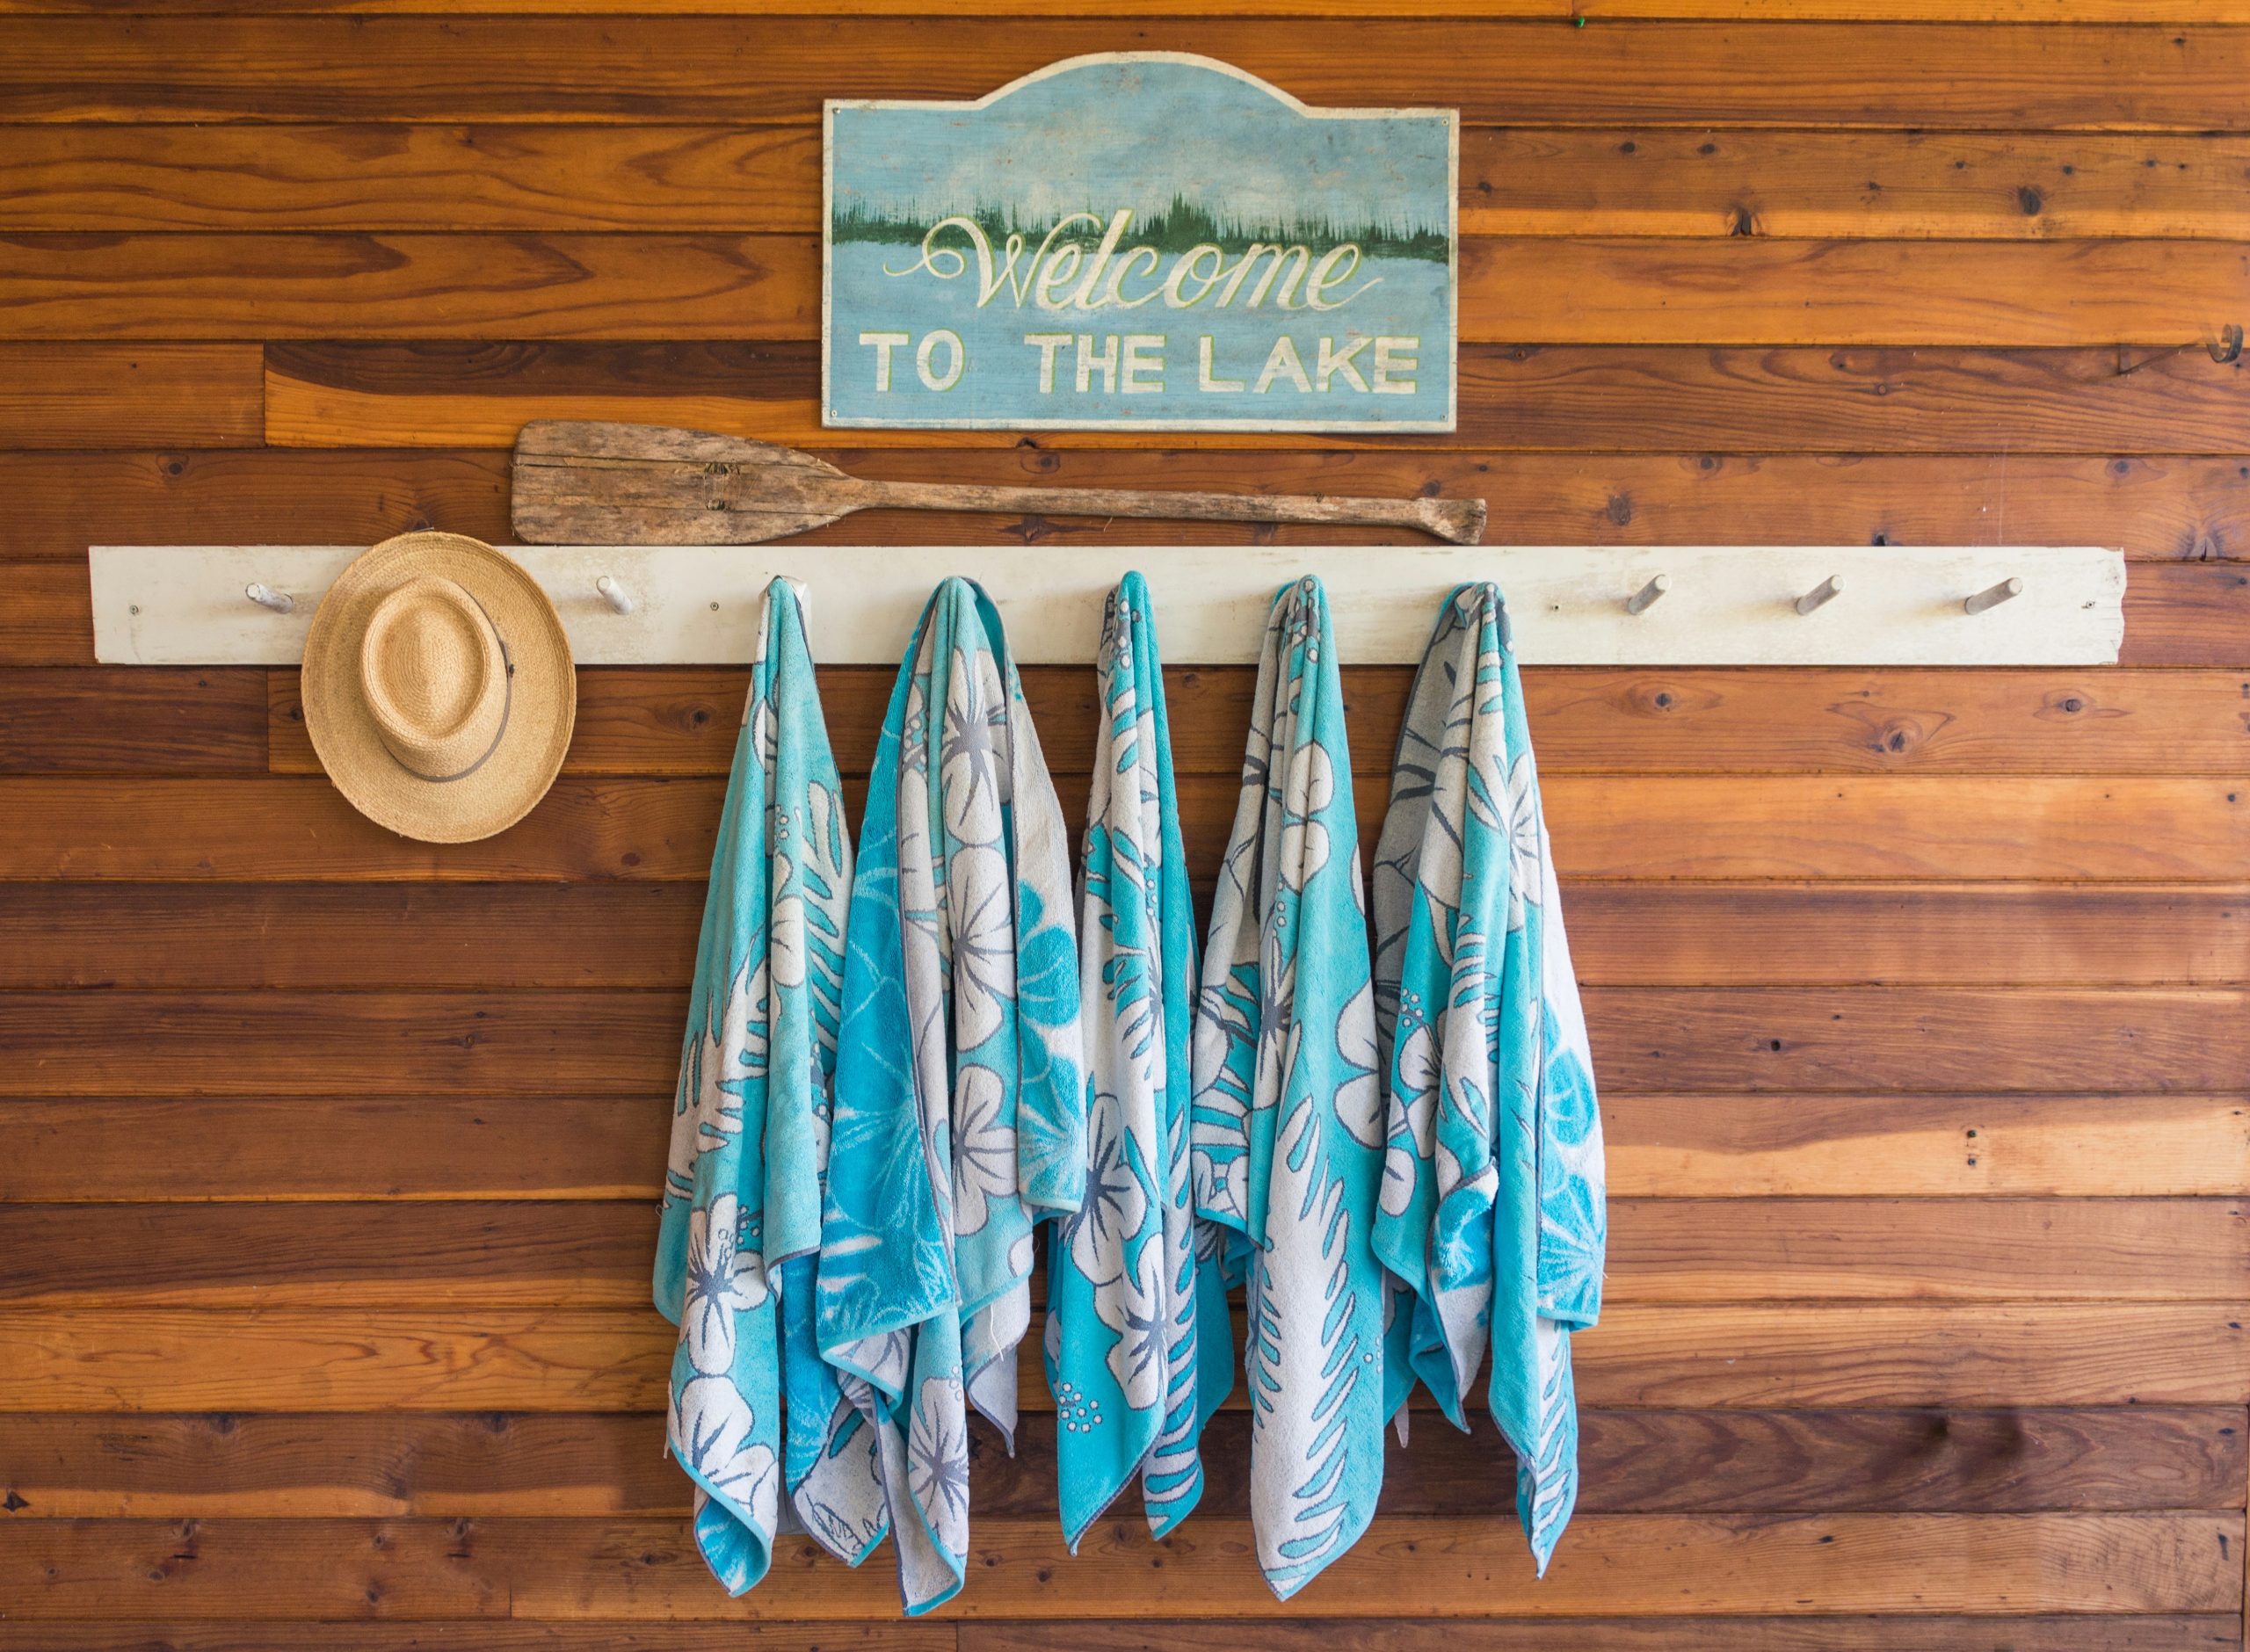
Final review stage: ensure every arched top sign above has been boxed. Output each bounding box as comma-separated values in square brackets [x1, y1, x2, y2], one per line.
[823, 54, 1457, 433]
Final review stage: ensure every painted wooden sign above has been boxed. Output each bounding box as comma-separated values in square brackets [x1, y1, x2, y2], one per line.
[823, 53, 1458, 432]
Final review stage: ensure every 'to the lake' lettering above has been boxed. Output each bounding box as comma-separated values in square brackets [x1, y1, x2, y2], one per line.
[824, 54, 1456, 431]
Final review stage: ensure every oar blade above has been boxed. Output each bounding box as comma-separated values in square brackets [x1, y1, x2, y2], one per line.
[511, 420, 861, 545]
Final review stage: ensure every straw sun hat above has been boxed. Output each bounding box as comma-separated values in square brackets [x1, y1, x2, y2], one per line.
[301, 532, 576, 844]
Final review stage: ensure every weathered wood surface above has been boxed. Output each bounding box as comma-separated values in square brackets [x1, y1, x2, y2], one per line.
[5, 8, 2246, 1643]
[1, 1199, 2239, 1307]
[0, 344, 262, 449]
[8, 234, 2247, 346]
[0, 670, 268, 774]
[0, 1622, 2232, 1652]
[512, 421, 1489, 546]
[4, 882, 2238, 989]
[9, 126, 2250, 240]
[262, 341, 2250, 456]
[2, 1093, 2240, 1203]
[0, 1513, 2236, 1617]
[4, 1409, 2239, 1518]
[3, 21, 2244, 129]
[10, 449, 2250, 566]
[0, 1303, 2241, 1410]
[0, 986, 2236, 1096]
[2, 776, 2243, 881]
[267, 666, 2250, 779]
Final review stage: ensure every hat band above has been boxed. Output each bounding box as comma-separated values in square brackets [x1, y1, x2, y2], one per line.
[388, 625, 516, 785]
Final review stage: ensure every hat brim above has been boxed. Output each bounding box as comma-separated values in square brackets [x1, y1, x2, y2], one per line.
[301, 532, 577, 844]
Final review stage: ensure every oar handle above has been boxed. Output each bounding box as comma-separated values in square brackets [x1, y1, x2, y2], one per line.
[857, 479, 1486, 546]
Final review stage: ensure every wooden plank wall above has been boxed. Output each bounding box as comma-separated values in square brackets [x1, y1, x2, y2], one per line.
[1, 4, 2246, 1647]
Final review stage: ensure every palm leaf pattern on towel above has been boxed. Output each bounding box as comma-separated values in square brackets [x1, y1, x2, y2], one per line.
[1048, 574, 1233, 1551]
[817, 577, 1088, 1616]
[654, 578, 888, 1598]
[1368, 583, 1607, 1576]
[1188, 576, 1387, 1600]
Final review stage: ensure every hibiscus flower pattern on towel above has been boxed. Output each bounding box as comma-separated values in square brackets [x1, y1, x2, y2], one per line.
[655, 577, 888, 1597]
[1047, 574, 1234, 1550]
[1368, 582, 1607, 1576]
[817, 576, 1088, 1616]
[1188, 576, 1388, 1601]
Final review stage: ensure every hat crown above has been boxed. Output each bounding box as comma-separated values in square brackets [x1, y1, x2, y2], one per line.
[358, 575, 510, 781]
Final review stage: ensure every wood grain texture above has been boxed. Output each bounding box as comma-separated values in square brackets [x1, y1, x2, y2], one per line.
[12, 448, 2250, 565]
[1608, 1094, 2250, 1198]
[1, 21, 2243, 129]
[2, 775, 2242, 880]
[4, 882, 2237, 990]
[0, 1513, 2235, 1616]
[261, 666, 2250, 779]
[0, 670, 267, 774]
[8, 0, 2250, 14]
[0, 985, 2235, 1096]
[0, 1092, 2239, 1202]
[260, 341, 2250, 456]
[10, 126, 2250, 240]
[0, 1304, 2240, 1410]
[6, 1408, 2239, 1518]
[0, 344, 260, 449]
[8, 233, 2244, 345]
[1, 1199, 2238, 1307]
[0, 1622, 2233, 1652]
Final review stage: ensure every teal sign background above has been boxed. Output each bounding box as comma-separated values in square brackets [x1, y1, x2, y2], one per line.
[823, 54, 1457, 432]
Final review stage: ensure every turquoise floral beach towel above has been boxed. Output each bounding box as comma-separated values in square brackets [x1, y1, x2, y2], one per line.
[1189, 576, 1388, 1600]
[655, 577, 889, 1595]
[1368, 583, 1607, 1576]
[817, 576, 1089, 1616]
[1047, 574, 1233, 1548]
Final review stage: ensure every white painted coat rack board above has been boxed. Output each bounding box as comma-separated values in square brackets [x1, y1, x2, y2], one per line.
[91, 543, 2126, 666]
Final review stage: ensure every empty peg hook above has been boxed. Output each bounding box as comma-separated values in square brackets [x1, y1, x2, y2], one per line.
[244, 582, 294, 614]
[595, 575, 635, 615]
[1964, 576, 2023, 616]
[1625, 574, 1671, 616]
[1794, 574, 1845, 616]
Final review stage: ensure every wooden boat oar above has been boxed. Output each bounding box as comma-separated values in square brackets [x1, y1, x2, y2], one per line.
[511, 420, 1487, 546]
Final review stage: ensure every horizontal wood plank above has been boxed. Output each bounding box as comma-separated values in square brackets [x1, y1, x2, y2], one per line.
[261, 341, 2250, 457]
[0, 669, 266, 774]
[0, 1303, 2240, 1410]
[0, 775, 2241, 880]
[1, 1199, 2238, 1307]
[3, 1407, 2239, 1518]
[2, 21, 2243, 130]
[7, 0, 2250, 15]
[1, 1092, 2236, 1202]
[9, 126, 2250, 240]
[258, 666, 2250, 779]
[8, 233, 2244, 346]
[0, 986, 2238, 1096]
[0, 344, 261, 450]
[9, 448, 2250, 566]
[1609, 1094, 2250, 1198]
[0, 1621, 2232, 1652]
[4, 882, 2237, 989]
[0, 1511, 2236, 1616]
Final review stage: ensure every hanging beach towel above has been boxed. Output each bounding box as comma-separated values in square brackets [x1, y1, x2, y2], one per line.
[1048, 573, 1233, 1548]
[655, 577, 889, 1595]
[1189, 575, 1388, 1600]
[1368, 582, 1607, 1576]
[817, 576, 1089, 1615]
